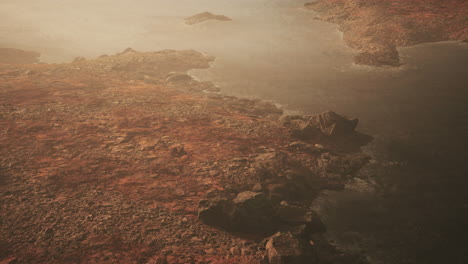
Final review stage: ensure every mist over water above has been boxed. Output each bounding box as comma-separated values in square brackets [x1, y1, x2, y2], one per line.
[2, 0, 468, 263]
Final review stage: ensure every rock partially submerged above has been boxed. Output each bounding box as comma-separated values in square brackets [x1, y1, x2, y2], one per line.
[185, 12, 232, 25]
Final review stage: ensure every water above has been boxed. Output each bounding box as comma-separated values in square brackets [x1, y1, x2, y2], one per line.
[1, 1, 467, 263]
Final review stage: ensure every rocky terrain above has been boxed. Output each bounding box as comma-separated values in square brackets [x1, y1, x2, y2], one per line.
[185, 12, 232, 25]
[1, 48, 371, 263]
[305, 0, 468, 66]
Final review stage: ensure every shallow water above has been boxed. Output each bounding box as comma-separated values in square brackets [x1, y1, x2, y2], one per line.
[1, 0, 468, 263]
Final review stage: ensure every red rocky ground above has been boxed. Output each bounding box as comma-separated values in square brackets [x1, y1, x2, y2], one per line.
[0, 49, 368, 263]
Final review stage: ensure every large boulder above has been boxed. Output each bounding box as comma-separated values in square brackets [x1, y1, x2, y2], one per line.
[265, 232, 317, 264]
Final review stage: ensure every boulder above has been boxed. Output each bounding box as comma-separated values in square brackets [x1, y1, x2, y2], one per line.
[265, 232, 317, 264]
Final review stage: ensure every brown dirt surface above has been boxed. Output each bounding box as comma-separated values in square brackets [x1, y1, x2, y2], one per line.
[305, 0, 468, 66]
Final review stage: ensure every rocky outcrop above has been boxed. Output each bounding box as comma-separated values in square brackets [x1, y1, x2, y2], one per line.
[198, 191, 278, 235]
[185, 12, 232, 25]
[305, 0, 468, 66]
[280, 111, 358, 139]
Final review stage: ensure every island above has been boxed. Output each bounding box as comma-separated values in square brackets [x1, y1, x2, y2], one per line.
[185, 12, 232, 25]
